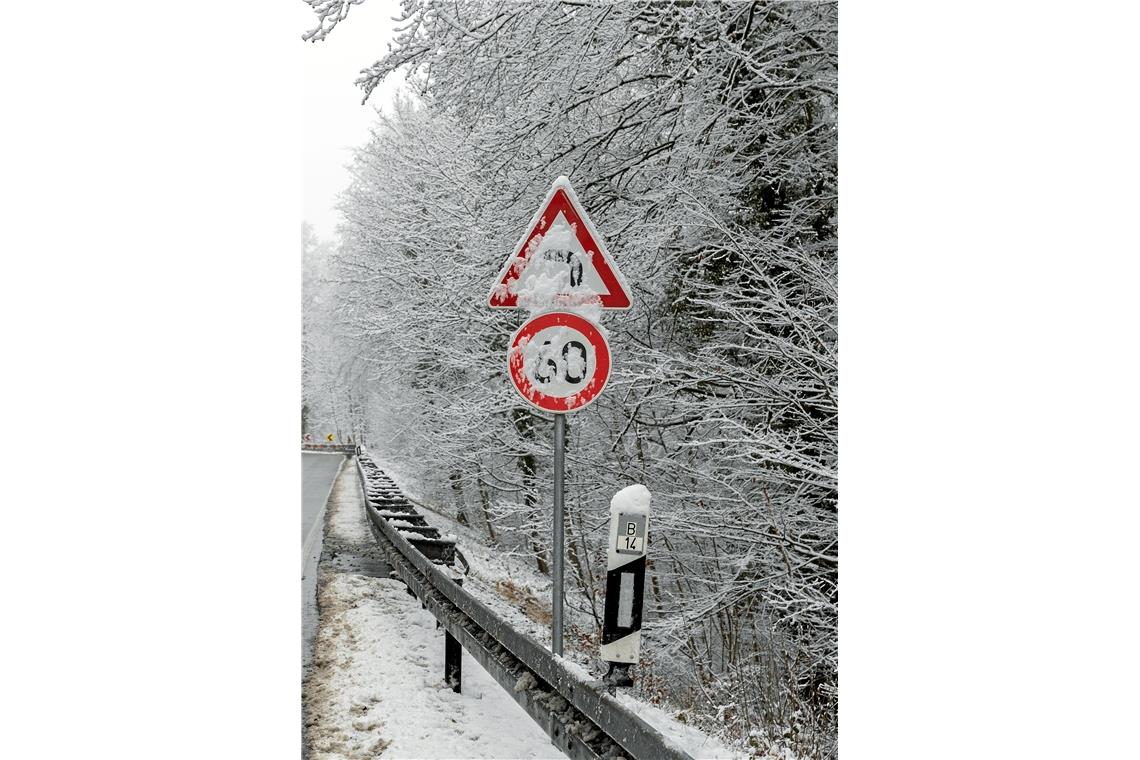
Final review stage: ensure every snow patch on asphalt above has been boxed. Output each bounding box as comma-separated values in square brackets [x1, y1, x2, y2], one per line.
[306, 572, 559, 759]
[326, 468, 372, 544]
[305, 461, 558, 759]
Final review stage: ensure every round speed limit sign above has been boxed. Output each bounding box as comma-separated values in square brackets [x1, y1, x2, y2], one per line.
[507, 311, 611, 413]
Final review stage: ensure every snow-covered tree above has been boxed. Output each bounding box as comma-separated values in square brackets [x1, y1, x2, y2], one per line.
[310, 2, 837, 755]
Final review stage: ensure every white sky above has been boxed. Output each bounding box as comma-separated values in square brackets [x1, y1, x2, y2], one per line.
[300, 0, 406, 242]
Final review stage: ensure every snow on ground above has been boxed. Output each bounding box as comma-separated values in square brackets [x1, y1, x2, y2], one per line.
[365, 451, 747, 760]
[326, 469, 370, 544]
[307, 573, 561, 759]
[613, 692, 745, 760]
[305, 461, 559, 760]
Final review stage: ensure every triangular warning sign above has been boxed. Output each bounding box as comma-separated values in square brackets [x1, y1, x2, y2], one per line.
[488, 176, 632, 310]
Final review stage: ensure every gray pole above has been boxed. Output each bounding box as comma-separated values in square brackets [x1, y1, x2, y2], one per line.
[552, 413, 565, 656]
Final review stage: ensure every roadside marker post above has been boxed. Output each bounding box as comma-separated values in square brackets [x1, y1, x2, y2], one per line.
[490, 176, 631, 658]
[601, 485, 651, 688]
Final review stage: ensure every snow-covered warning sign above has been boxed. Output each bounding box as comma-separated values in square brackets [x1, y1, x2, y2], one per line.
[507, 311, 611, 413]
[488, 176, 631, 311]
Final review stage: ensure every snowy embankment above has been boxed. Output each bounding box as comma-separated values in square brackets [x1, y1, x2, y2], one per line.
[368, 453, 748, 760]
[304, 463, 557, 760]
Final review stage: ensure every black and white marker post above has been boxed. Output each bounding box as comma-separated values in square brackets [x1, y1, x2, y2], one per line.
[600, 484, 650, 688]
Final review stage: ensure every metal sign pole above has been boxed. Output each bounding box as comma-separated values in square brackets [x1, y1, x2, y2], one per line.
[489, 178, 630, 660]
[552, 413, 566, 656]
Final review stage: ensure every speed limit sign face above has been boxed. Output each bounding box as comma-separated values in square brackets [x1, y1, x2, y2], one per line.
[507, 311, 611, 413]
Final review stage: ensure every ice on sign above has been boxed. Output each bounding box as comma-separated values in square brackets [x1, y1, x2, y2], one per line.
[507, 310, 612, 414]
[488, 177, 631, 311]
[516, 324, 597, 398]
[503, 213, 609, 310]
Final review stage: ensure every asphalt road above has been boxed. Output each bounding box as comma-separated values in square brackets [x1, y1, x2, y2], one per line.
[303, 452, 345, 672]
[304, 453, 344, 545]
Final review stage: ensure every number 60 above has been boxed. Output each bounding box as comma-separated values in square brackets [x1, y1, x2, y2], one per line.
[534, 339, 588, 385]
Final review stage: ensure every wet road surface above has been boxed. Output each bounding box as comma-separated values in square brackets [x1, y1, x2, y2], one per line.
[303, 452, 345, 672]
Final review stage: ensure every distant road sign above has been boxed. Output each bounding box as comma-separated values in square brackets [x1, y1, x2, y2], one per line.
[326, 433, 334, 442]
[488, 176, 631, 311]
[507, 311, 611, 413]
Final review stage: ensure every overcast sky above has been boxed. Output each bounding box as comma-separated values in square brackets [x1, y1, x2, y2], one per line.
[300, 0, 405, 243]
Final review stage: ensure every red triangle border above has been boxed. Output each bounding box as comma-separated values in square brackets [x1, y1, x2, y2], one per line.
[488, 181, 631, 309]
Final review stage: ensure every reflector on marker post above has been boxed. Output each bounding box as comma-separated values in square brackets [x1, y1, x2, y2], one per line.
[601, 485, 650, 687]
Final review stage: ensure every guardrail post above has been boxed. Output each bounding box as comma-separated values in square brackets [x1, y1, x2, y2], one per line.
[445, 575, 463, 693]
[445, 630, 462, 693]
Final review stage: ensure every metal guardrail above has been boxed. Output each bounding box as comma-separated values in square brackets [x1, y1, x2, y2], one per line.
[353, 451, 692, 760]
[302, 442, 360, 454]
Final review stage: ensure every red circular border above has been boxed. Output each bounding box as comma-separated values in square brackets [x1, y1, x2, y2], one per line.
[507, 312, 611, 413]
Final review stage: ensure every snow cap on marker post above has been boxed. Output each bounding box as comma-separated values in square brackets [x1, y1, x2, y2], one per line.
[487, 176, 632, 312]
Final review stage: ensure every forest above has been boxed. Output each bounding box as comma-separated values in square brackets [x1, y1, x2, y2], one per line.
[303, 1, 837, 756]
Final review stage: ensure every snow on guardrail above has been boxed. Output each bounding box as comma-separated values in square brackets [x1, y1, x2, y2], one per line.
[354, 449, 693, 760]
